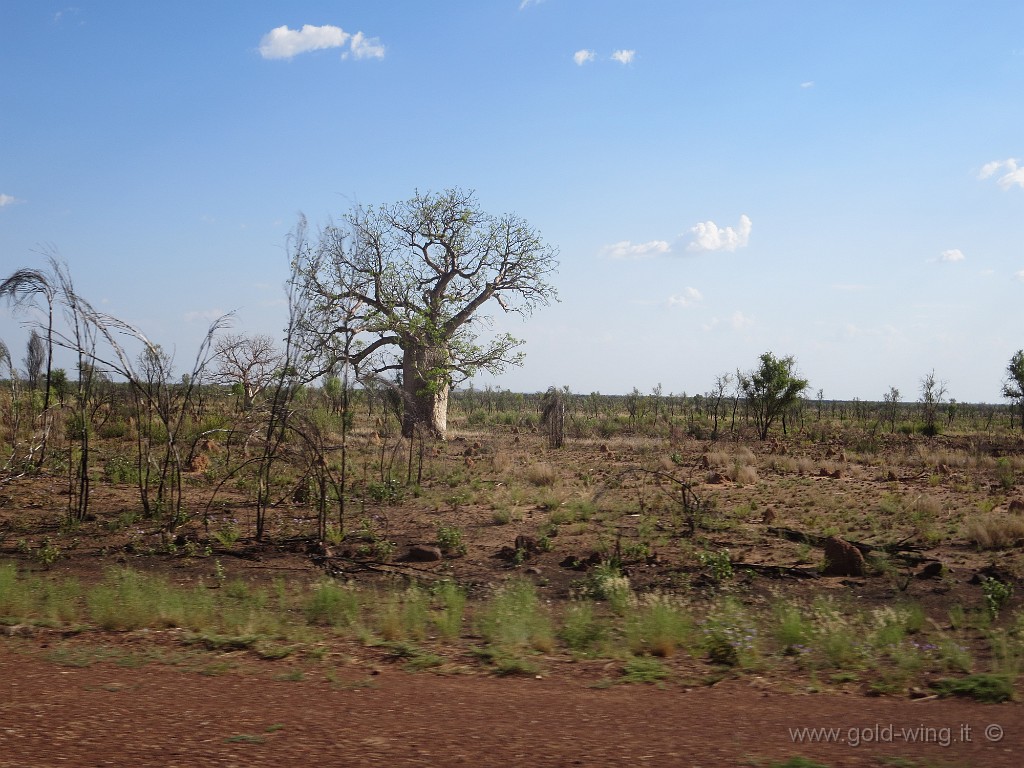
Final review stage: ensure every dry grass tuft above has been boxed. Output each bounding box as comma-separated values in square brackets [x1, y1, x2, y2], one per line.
[523, 462, 558, 487]
[962, 513, 1024, 550]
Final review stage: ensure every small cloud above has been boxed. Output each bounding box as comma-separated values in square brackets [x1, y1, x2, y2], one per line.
[184, 309, 227, 323]
[731, 310, 753, 330]
[1016, 269, 1024, 282]
[686, 214, 752, 253]
[611, 49, 636, 64]
[978, 158, 1024, 190]
[259, 24, 384, 61]
[53, 8, 81, 24]
[800, 81, 815, 88]
[602, 239, 670, 260]
[0, 194, 17, 208]
[519, 0, 547, 8]
[573, 49, 595, 66]
[940, 248, 965, 263]
[345, 31, 385, 60]
[668, 287, 703, 307]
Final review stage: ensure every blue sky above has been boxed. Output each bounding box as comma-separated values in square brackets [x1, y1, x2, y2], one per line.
[2, 1, 1023, 403]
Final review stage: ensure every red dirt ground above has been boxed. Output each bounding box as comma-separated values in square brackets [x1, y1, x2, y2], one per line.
[1, 647, 1021, 768]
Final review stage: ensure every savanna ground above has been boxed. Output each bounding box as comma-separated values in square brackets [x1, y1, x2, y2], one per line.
[3, 391, 1024, 766]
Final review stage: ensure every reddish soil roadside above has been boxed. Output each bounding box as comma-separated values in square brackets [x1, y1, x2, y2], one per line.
[1, 650, 1021, 768]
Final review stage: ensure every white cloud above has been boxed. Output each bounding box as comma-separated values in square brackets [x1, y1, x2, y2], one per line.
[519, 0, 547, 8]
[940, 248, 965, 262]
[978, 158, 1024, 190]
[259, 24, 384, 61]
[1016, 269, 1024, 282]
[686, 214, 752, 252]
[668, 287, 703, 307]
[184, 309, 227, 323]
[731, 310, 754, 329]
[800, 81, 815, 88]
[602, 239, 670, 260]
[573, 49, 595, 66]
[0, 194, 17, 207]
[259, 24, 348, 59]
[346, 31, 385, 60]
[611, 49, 636, 64]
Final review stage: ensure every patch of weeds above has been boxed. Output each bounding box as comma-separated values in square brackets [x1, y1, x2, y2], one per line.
[366, 478, 404, 504]
[578, 562, 632, 615]
[225, 734, 265, 744]
[476, 579, 553, 653]
[625, 595, 692, 658]
[697, 548, 733, 585]
[254, 643, 294, 660]
[768, 759, 831, 768]
[187, 633, 260, 652]
[431, 580, 465, 641]
[702, 598, 759, 668]
[471, 646, 540, 676]
[981, 577, 1013, 620]
[274, 669, 305, 682]
[932, 673, 1015, 703]
[212, 522, 240, 548]
[305, 581, 360, 628]
[436, 523, 468, 556]
[375, 587, 430, 642]
[772, 601, 812, 655]
[559, 601, 607, 654]
[995, 457, 1017, 490]
[491, 508, 514, 525]
[33, 537, 62, 569]
[524, 462, 558, 487]
[620, 655, 669, 684]
[382, 641, 444, 671]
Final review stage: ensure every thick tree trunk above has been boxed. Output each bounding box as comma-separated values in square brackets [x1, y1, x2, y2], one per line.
[401, 344, 450, 439]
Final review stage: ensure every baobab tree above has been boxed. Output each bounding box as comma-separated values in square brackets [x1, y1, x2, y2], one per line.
[296, 188, 559, 438]
[214, 333, 281, 410]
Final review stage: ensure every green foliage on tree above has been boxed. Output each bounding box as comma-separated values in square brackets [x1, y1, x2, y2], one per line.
[739, 352, 810, 440]
[295, 188, 559, 439]
[1003, 349, 1024, 431]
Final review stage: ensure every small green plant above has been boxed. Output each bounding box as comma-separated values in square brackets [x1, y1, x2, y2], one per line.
[995, 457, 1017, 490]
[305, 581, 360, 628]
[103, 454, 139, 485]
[625, 595, 692, 657]
[436, 523, 468, 556]
[697, 548, 733, 584]
[477, 579, 553, 653]
[212, 522, 241, 548]
[982, 577, 1013, 620]
[620, 655, 669, 684]
[580, 562, 632, 614]
[559, 602, 606, 654]
[933, 673, 1015, 703]
[431, 581, 466, 640]
[34, 538, 62, 569]
[366, 478, 404, 504]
